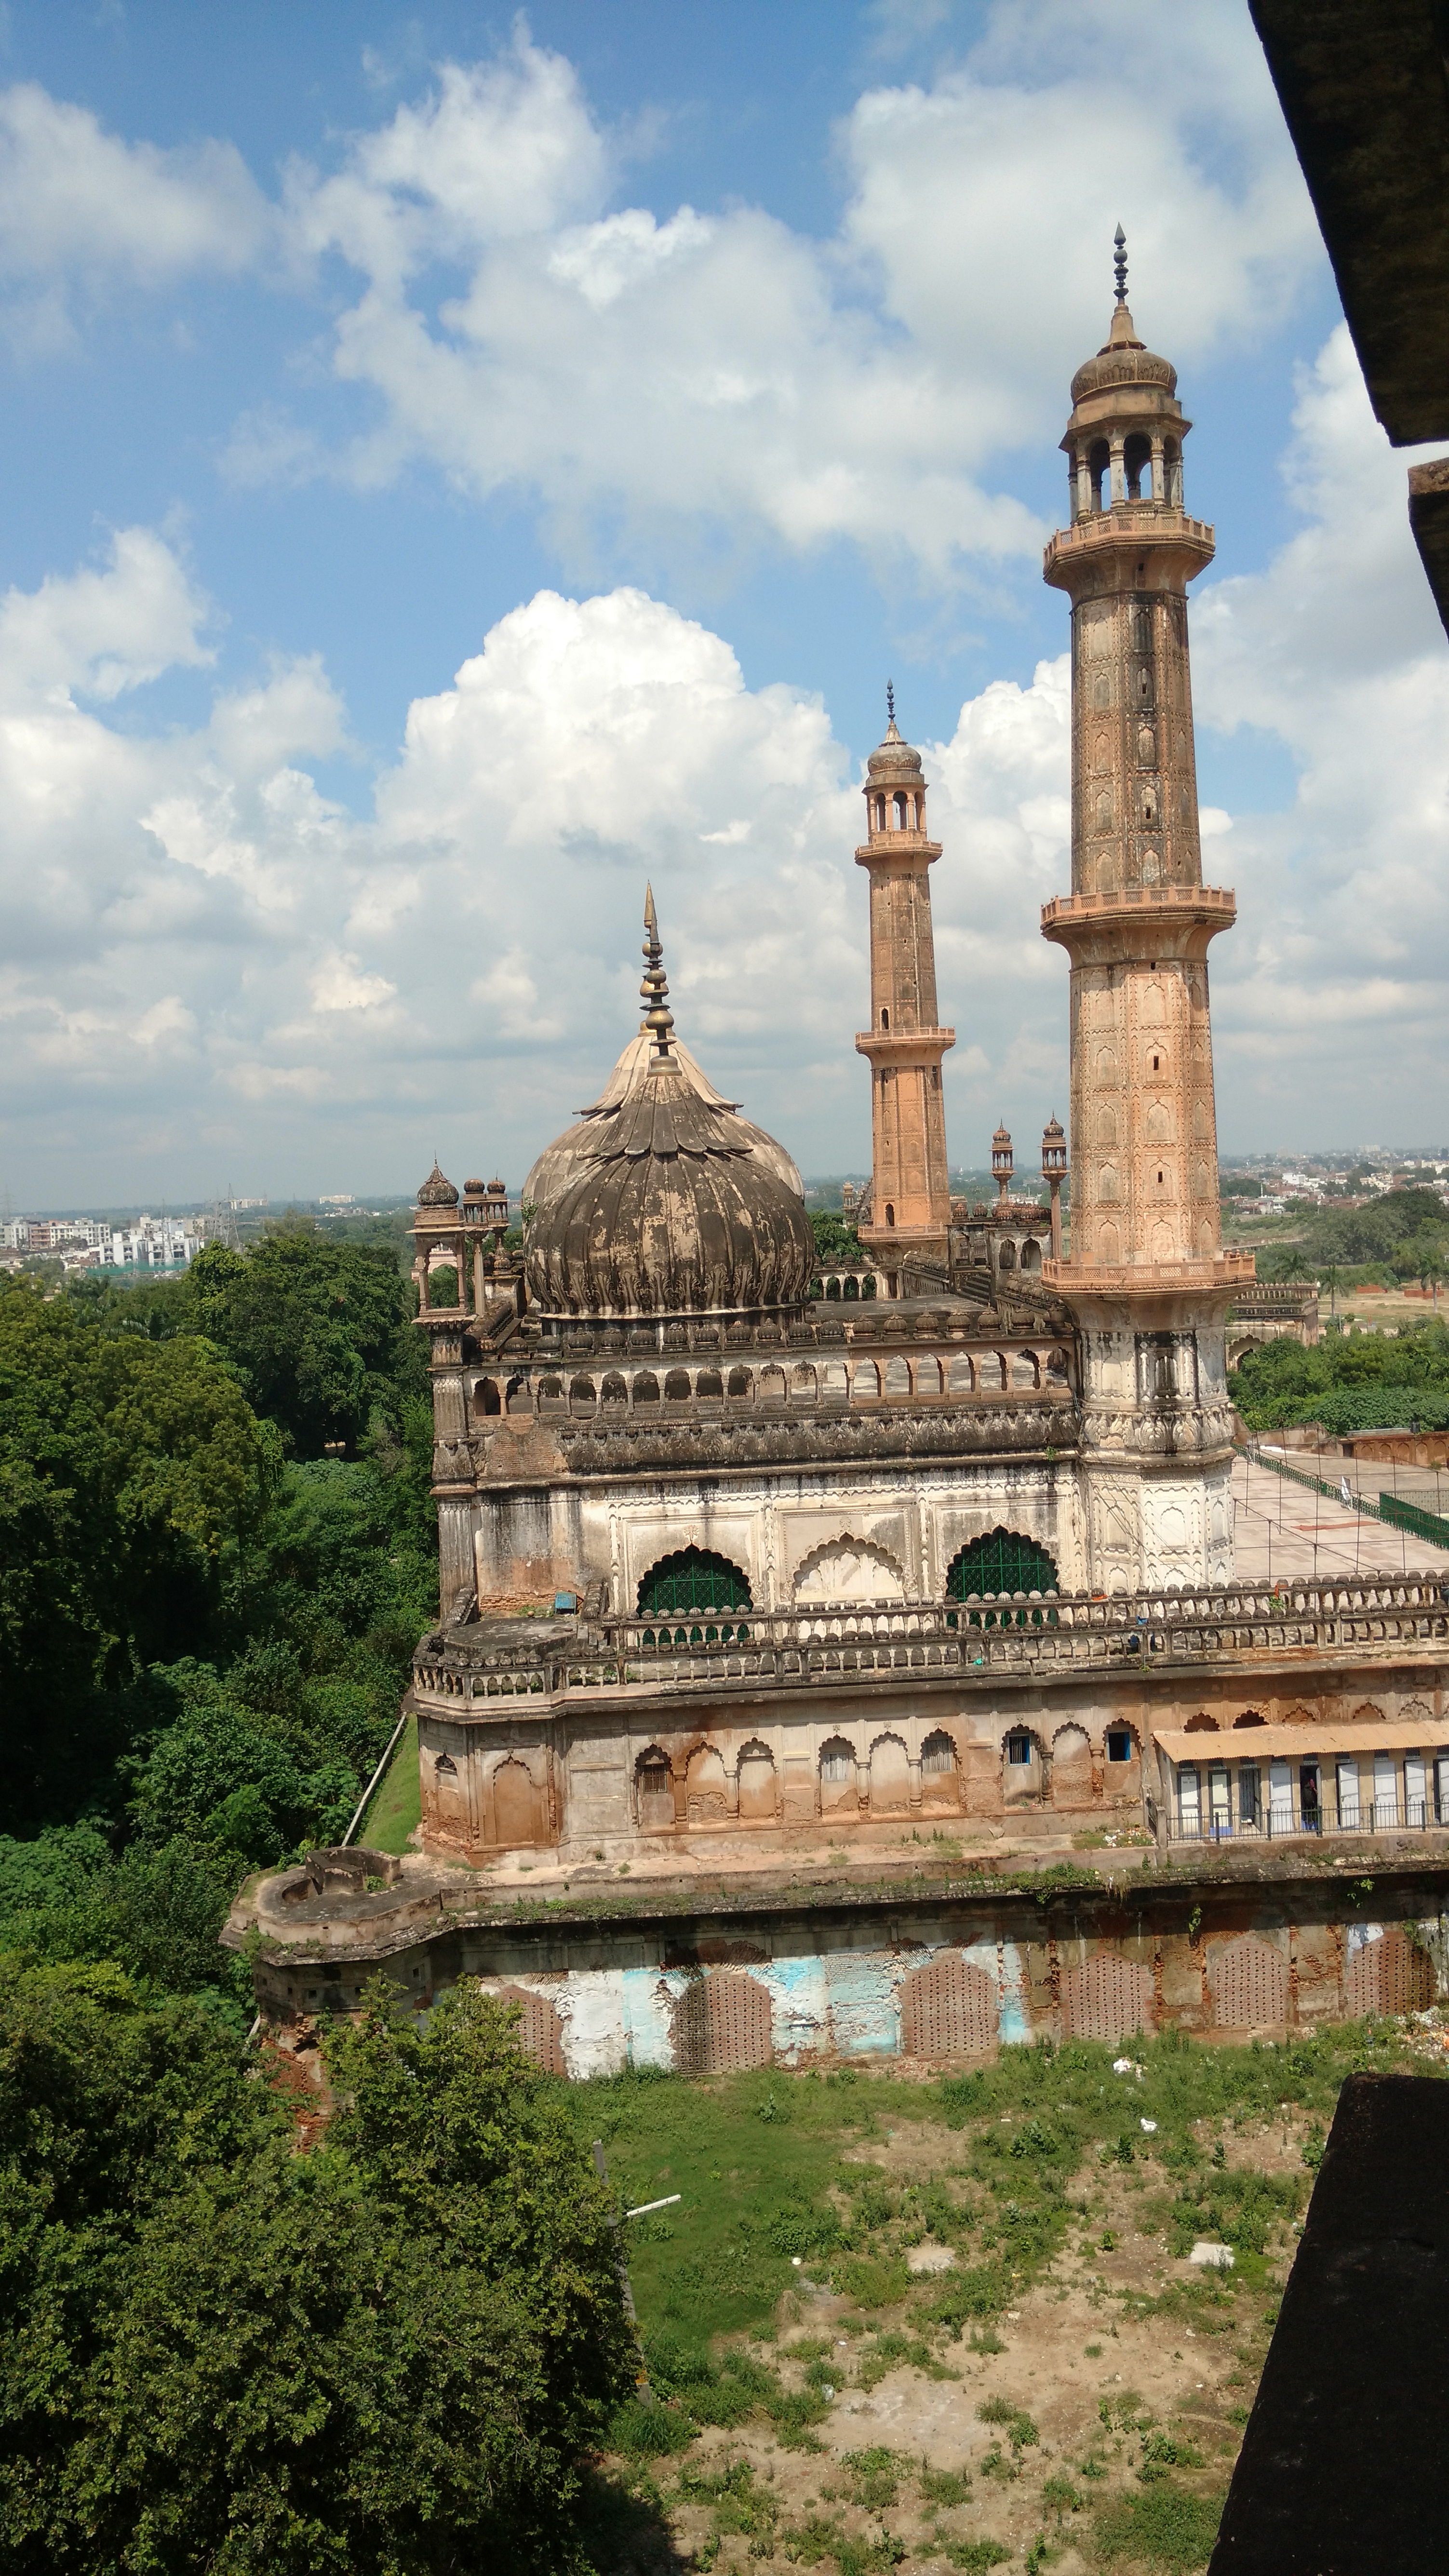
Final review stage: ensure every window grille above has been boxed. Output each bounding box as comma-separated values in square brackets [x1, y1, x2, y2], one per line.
[637, 1547, 752, 1615]
[819, 1740, 855, 1784]
[946, 1527, 1059, 1623]
[921, 1730, 957, 1775]
[1006, 1731, 1033, 1767]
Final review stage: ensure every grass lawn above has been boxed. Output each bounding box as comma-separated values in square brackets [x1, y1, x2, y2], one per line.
[356, 1715, 420, 1854]
[570, 2020, 1444, 2573]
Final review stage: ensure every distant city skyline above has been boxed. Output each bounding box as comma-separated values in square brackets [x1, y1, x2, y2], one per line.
[7, 1143, 1449, 1230]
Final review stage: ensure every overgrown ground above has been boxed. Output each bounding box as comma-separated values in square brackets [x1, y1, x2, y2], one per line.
[357, 1713, 421, 1853]
[572, 2022, 1447, 2574]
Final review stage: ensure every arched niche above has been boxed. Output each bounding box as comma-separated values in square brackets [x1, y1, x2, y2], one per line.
[491, 1756, 537, 1849]
[920, 1728, 961, 1811]
[819, 1735, 858, 1818]
[685, 1743, 728, 1822]
[794, 1536, 905, 1604]
[737, 1740, 778, 1823]
[868, 1732, 911, 1816]
[634, 1746, 674, 1831]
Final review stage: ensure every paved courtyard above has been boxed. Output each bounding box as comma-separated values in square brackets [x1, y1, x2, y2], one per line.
[1229, 1450, 1449, 1586]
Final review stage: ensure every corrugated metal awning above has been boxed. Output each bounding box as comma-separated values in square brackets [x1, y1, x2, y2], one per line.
[1155, 1721, 1449, 1765]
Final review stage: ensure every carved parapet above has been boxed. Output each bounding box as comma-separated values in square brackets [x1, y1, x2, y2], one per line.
[1047, 1251, 1254, 1296]
[1080, 1400, 1236, 1459]
[1040, 886, 1236, 965]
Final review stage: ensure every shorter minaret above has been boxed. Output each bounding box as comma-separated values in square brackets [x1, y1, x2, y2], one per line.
[854, 688, 955, 1275]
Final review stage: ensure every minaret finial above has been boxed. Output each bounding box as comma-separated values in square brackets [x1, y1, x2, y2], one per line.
[1113, 223, 1127, 305]
[639, 882, 675, 1057]
[886, 678, 896, 729]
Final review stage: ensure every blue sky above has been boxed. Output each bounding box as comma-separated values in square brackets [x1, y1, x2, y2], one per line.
[0, 0, 1445, 1208]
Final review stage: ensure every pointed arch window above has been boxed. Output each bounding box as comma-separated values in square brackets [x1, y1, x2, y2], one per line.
[946, 1528, 1059, 1627]
[637, 1546, 752, 1615]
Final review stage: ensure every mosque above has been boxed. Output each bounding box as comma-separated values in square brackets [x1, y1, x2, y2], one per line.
[400, 250, 1293, 1857]
[228, 256, 1449, 2068]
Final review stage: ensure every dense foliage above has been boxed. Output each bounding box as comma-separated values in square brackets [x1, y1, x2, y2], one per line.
[0, 1965, 631, 2575]
[1253, 1186, 1449, 1284]
[807, 1208, 862, 1264]
[0, 1221, 435, 1919]
[0, 1227, 646, 2571]
[1229, 1316, 1449, 1433]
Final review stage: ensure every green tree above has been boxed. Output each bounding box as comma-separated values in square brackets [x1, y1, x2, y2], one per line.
[0, 1963, 633, 2576]
[189, 1221, 419, 1458]
[809, 1209, 861, 1265]
[0, 1281, 280, 1826]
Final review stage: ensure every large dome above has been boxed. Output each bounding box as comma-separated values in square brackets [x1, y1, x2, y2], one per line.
[523, 895, 814, 1320]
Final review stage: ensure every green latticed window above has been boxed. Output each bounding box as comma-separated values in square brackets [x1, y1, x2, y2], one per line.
[637, 1547, 752, 1616]
[946, 1528, 1059, 1628]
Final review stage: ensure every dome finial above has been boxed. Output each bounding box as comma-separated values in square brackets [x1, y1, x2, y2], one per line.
[1113, 222, 1127, 305]
[886, 677, 896, 727]
[640, 882, 675, 1058]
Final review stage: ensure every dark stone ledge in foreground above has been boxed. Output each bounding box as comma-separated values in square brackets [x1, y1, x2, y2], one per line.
[1210, 2069, 1449, 2576]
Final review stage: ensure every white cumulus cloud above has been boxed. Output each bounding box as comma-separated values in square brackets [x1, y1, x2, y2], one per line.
[0, 81, 269, 349]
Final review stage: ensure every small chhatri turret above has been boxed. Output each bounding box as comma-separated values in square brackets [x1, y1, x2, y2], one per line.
[992, 1123, 1014, 1207]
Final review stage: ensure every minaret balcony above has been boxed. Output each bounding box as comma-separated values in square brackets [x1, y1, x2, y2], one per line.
[1042, 885, 1234, 927]
[854, 1025, 955, 1064]
[1041, 886, 1235, 960]
[854, 832, 942, 869]
[1044, 507, 1214, 587]
[1045, 1248, 1255, 1298]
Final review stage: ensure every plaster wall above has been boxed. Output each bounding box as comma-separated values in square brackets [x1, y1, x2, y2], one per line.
[416, 1665, 1446, 1858]
[252, 1893, 1448, 2074]
[463, 1455, 1084, 1620]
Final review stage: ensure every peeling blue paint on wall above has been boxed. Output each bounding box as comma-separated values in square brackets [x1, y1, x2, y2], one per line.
[997, 1942, 1033, 2046]
[624, 1966, 687, 2071]
[763, 1954, 831, 2060]
[823, 1949, 903, 2056]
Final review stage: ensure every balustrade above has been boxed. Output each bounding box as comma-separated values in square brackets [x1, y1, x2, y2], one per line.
[410, 1570, 1449, 1707]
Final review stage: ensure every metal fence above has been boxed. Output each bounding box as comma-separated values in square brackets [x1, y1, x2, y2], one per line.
[1243, 1442, 1449, 1554]
[1380, 1491, 1449, 1549]
[1171, 1790, 1442, 1844]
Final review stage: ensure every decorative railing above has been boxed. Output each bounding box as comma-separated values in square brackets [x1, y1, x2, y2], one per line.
[1170, 1792, 1444, 1846]
[1041, 885, 1236, 927]
[412, 1570, 1449, 1707]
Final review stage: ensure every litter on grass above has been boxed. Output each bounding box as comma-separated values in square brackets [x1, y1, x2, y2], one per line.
[906, 2243, 957, 2275]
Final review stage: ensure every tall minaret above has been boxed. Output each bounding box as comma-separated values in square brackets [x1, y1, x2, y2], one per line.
[855, 688, 955, 1277]
[1041, 234, 1252, 1591]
